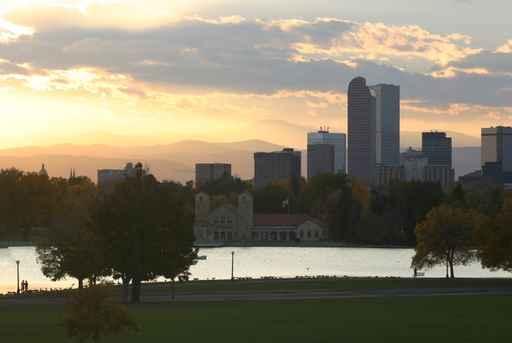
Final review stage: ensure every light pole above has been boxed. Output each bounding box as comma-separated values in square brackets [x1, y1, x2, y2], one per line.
[16, 260, 20, 295]
[231, 251, 235, 281]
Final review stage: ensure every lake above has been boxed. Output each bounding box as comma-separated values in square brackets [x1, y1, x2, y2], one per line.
[1, 246, 509, 294]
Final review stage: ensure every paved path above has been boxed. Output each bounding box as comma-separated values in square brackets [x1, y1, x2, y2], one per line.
[3, 287, 512, 305]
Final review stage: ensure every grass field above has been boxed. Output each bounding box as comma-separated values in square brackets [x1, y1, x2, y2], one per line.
[1, 295, 511, 342]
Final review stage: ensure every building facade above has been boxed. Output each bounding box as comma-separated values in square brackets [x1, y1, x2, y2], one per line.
[482, 127, 512, 184]
[307, 130, 347, 174]
[307, 144, 335, 179]
[194, 193, 326, 243]
[254, 148, 301, 189]
[422, 132, 453, 168]
[376, 165, 404, 186]
[424, 165, 455, 190]
[195, 163, 232, 188]
[347, 77, 376, 185]
[370, 84, 400, 166]
[400, 148, 428, 181]
[98, 162, 146, 193]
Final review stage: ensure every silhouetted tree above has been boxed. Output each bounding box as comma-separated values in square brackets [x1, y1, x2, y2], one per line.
[96, 176, 196, 303]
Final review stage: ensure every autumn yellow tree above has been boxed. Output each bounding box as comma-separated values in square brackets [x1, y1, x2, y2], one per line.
[412, 205, 477, 278]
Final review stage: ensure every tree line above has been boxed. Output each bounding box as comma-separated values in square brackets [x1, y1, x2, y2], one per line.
[0, 168, 197, 303]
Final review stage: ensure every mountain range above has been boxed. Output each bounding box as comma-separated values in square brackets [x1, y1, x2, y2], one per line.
[0, 132, 481, 183]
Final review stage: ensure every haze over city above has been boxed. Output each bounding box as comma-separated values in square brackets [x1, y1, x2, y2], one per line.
[1, 0, 511, 149]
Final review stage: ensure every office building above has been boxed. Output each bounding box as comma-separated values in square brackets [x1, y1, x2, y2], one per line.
[481, 127, 512, 184]
[400, 148, 428, 181]
[307, 130, 346, 174]
[347, 77, 376, 185]
[98, 162, 146, 193]
[195, 163, 232, 188]
[422, 132, 453, 168]
[307, 144, 335, 179]
[425, 165, 455, 190]
[254, 148, 301, 189]
[370, 84, 400, 166]
[376, 165, 404, 186]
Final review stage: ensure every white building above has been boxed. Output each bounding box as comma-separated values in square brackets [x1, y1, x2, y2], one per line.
[307, 130, 346, 174]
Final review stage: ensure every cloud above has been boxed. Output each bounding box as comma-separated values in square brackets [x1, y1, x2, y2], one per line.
[293, 22, 480, 70]
[0, 15, 510, 110]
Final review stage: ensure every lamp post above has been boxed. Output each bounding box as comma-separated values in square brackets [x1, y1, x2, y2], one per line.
[231, 251, 235, 281]
[16, 260, 20, 295]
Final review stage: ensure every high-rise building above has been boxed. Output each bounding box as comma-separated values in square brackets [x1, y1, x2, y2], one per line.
[347, 77, 376, 185]
[195, 163, 232, 188]
[254, 148, 301, 189]
[307, 130, 346, 174]
[369, 84, 400, 166]
[400, 147, 428, 181]
[482, 126, 512, 173]
[307, 144, 335, 179]
[422, 132, 453, 168]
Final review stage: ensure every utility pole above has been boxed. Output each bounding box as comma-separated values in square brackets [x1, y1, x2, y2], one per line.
[16, 260, 20, 295]
[231, 251, 235, 281]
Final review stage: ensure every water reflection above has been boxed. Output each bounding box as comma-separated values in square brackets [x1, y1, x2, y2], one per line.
[1, 246, 509, 294]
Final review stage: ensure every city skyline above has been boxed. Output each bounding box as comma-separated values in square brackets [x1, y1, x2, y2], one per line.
[0, 1, 511, 149]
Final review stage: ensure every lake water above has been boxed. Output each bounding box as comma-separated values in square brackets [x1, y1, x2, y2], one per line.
[1, 246, 509, 294]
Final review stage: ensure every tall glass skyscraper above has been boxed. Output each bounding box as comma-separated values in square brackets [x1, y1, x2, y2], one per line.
[347, 77, 376, 184]
[370, 84, 400, 166]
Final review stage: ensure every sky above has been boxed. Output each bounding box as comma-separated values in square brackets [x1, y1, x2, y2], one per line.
[0, 0, 511, 149]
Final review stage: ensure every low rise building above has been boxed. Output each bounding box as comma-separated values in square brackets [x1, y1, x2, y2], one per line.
[194, 192, 326, 243]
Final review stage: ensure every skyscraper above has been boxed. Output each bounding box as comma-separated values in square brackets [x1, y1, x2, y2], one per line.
[307, 144, 335, 179]
[347, 77, 376, 184]
[422, 132, 453, 168]
[370, 84, 400, 166]
[307, 130, 346, 174]
[481, 126, 512, 183]
[422, 132, 454, 189]
[254, 148, 301, 189]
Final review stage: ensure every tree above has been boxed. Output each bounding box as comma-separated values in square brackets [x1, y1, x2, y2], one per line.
[199, 175, 251, 195]
[37, 176, 105, 289]
[253, 183, 290, 214]
[96, 176, 197, 303]
[476, 199, 512, 273]
[412, 205, 477, 278]
[64, 286, 138, 342]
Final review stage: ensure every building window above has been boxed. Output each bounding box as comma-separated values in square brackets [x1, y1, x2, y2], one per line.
[214, 232, 219, 241]
[314, 231, 319, 239]
[227, 232, 233, 241]
[307, 231, 311, 239]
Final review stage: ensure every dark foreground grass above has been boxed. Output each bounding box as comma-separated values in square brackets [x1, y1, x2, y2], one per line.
[1, 295, 511, 342]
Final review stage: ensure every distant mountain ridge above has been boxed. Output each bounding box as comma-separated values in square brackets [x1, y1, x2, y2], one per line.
[0, 136, 481, 182]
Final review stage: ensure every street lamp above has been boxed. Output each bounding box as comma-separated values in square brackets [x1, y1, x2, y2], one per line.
[231, 251, 235, 281]
[16, 260, 20, 295]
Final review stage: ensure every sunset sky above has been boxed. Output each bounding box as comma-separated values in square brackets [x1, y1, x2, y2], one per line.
[0, 0, 511, 149]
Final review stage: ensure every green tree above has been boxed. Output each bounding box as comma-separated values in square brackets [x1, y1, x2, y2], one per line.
[412, 205, 477, 278]
[64, 286, 138, 342]
[476, 199, 512, 273]
[253, 183, 290, 214]
[96, 176, 196, 303]
[199, 175, 251, 195]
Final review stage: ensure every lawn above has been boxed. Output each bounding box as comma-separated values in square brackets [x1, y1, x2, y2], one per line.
[1, 295, 511, 342]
